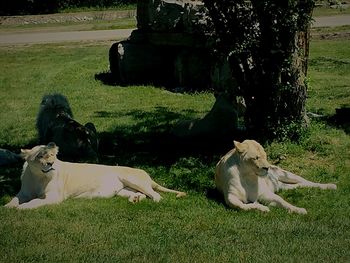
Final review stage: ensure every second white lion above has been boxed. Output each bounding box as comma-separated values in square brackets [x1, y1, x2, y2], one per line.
[215, 140, 336, 214]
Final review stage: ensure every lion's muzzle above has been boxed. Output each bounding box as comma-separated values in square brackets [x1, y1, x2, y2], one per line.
[41, 162, 55, 173]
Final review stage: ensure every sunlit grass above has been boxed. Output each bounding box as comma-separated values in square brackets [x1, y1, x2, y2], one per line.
[0, 17, 136, 33]
[0, 37, 349, 262]
[313, 6, 350, 17]
[308, 39, 350, 115]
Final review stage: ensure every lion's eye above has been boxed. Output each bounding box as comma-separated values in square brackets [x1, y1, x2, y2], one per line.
[255, 156, 260, 160]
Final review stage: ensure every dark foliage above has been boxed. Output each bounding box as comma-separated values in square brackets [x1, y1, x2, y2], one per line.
[202, 0, 315, 140]
[0, 0, 136, 15]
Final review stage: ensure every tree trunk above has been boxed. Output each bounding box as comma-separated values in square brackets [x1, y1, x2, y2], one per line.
[239, 2, 312, 139]
[243, 32, 309, 137]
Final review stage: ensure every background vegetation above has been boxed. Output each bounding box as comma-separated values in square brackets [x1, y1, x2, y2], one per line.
[203, 0, 313, 139]
[0, 0, 137, 15]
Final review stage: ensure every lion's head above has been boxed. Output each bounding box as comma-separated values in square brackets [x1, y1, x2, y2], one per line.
[234, 140, 271, 176]
[21, 142, 59, 174]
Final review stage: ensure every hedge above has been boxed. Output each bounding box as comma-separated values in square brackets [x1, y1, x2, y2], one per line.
[0, 0, 137, 15]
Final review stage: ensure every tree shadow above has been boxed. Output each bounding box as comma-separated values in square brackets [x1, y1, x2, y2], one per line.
[326, 106, 350, 135]
[308, 57, 350, 68]
[206, 187, 226, 206]
[95, 106, 238, 168]
[0, 106, 242, 199]
[0, 165, 22, 198]
[95, 71, 120, 86]
[95, 71, 174, 89]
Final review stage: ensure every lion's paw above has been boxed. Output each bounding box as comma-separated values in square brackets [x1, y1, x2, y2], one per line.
[256, 204, 270, 212]
[4, 197, 19, 208]
[289, 207, 307, 215]
[151, 193, 162, 202]
[325, 184, 337, 190]
[129, 193, 146, 203]
[176, 192, 186, 198]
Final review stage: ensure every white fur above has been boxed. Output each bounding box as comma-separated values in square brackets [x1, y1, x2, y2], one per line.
[5, 144, 185, 209]
[215, 140, 337, 214]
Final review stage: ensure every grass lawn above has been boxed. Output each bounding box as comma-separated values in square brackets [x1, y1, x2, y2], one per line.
[0, 17, 136, 34]
[0, 37, 349, 262]
[313, 5, 350, 16]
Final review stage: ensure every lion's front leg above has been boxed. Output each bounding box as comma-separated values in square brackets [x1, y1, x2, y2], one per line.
[4, 192, 32, 208]
[18, 198, 48, 209]
[225, 193, 270, 212]
[18, 198, 60, 209]
[17, 192, 62, 209]
[260, 192, 307, 214]
[5, 197, 20, 208]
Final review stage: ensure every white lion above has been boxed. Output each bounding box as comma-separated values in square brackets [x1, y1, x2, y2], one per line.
[215, 140, 337, 214]
[5, 143, 186, 209]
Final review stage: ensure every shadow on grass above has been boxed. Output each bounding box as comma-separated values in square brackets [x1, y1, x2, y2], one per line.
[0, 166, 22, 199]
[0, 106, 241, 199]
[308, 57, 350, 68]
[327, 106, 350, 134]
[0, 139, 38, 198]
[94, 71, 170, 89]
[95, 106, 237, 168]
[95, 71, 120, 86]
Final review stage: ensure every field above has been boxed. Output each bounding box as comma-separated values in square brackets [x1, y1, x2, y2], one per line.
[0, 35, 349, 262]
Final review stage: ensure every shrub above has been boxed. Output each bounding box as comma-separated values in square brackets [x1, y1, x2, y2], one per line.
[0, 0, 136, 15]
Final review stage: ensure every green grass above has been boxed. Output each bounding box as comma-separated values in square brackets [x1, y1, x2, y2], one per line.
[0, 38, 349, 262]
[308, 39, 350, 115]
[311, 24, 350, 34]
[0, 17, 136, 34]
[313, 6, 350, 16]
[58, 4, 137, 13]
[1, 18, 136, 32]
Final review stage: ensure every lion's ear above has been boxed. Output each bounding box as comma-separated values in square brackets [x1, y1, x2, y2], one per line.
[47, 142, 59, 155]
[20, 149, 31, 160]
[234, 140, 246, 153]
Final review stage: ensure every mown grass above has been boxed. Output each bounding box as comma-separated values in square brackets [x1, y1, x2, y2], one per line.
[58, 4, 137, 13]
[313, 6, 350, 16]
[0, 37, 349, 262]
[308, 39, 350, 115]
[0, 17, 136, 34]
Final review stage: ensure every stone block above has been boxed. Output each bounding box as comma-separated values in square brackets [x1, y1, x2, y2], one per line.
[109, 41, 175, 86]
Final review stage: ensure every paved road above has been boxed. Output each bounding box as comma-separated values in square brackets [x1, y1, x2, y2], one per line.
[0, 15, 349, 45]
[0, 28, 134, 45]
[312, 15, 350, 27]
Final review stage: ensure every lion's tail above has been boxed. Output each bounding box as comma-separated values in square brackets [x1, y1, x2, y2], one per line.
[151, 181, 186, 198]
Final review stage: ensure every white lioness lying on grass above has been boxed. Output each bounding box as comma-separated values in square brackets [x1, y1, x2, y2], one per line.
[5, 143, 186, 209]
[215, 140, 336, 214]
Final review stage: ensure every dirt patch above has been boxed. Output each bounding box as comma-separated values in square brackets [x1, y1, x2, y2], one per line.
[311, 31, 350, 40]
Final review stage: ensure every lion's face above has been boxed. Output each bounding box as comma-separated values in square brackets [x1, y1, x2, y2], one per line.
[21, 142, 59, 174]
[234, 140, 270, 176]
